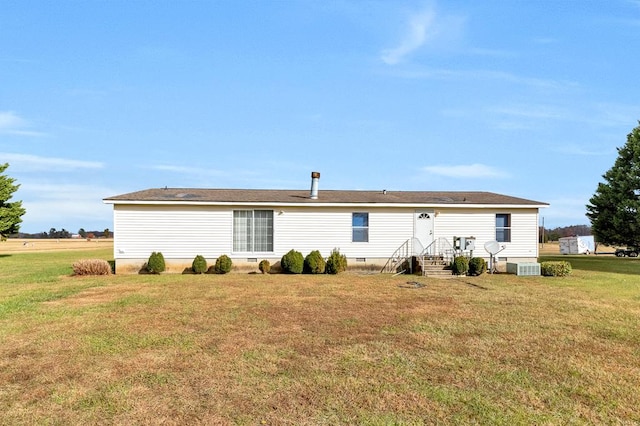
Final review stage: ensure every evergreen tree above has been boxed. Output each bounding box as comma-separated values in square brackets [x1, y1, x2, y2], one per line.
[0, 163, 26, 238]
[586, 123, 640, 247]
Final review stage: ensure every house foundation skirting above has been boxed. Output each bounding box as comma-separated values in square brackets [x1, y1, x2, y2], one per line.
[113, 257, 389, 274]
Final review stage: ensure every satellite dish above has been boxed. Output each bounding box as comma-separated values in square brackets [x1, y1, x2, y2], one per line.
[484, 240, 501, 255]
[484, 240, 504, 274]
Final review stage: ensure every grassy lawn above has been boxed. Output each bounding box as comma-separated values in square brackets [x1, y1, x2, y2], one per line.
[1, 248, 639, 424]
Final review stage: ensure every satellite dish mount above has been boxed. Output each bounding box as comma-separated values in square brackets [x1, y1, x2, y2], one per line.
[484, 240, 505, 274]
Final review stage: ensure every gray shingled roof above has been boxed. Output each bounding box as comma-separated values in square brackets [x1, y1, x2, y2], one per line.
[104, 188, 547, 206]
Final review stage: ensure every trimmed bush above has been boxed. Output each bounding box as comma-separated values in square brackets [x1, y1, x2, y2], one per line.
[146, 251, 166, 274]
[259, 259, 271, 274]
[304, 250, 326, 274]
[541, 261, 572, 277]
[211, 254, 232, 274]
[192, 255, 207, 274]
[468, 257, 487, 276]
[72, 259, 111, 276]
[281, 249, 304, 274]
[452, 256, 469, 275]
[325, 248, 347, 274]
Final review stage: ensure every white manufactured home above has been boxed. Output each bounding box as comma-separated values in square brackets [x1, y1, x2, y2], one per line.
[103, 172, 548, 274]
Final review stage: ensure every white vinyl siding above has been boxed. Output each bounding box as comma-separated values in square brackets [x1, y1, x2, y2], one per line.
[434, 208, 539, 259]
[112, 204, 539, 263]
[113, 205, 232, 259]
[274, 207, 411, 259]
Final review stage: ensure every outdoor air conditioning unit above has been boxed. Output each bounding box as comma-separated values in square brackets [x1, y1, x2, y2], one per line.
[506, 262, 541, 276]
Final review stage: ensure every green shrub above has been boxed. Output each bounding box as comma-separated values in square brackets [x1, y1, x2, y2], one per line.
[452, 256, 469, 275]
[258, 259, 271, 274]
[325, 248, 347, 274]
[468, 257, 487, 276]
[146, 252, 166, 274]
[211, 254, 232, 274]
[304, 250, 326, 274]
[72, 259, 112, 276]
[541, 261, 572, 277]
[281, 249, 304, 274]
[192, 255, 207, 274]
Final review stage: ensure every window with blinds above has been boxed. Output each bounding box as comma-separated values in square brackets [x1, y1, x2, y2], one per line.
[352, 212, 369, 243]
[233, 210, 274, 252]
[496, 213, 511, 243]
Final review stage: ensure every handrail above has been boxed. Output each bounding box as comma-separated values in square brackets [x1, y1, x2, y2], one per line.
[420, 237, 455, 263]
[411, 237, 424, 256]
[381, 239, 411, 274]
[382, 238, 456, 275]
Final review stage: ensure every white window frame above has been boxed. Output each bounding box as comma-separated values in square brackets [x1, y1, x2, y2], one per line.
[233, 210, 274, 253]
[496, 213, 511, 243]
[352, 212, 369, 243]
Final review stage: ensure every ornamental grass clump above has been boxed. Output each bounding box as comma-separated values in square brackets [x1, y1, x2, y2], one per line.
[192, 255, 207, 274]
[146, 252, 166, 274]
[258, 259, 271, 274]
[541, 261, 572, 277]
[72, 259, 112, 276]
[304, 250, 326, 274]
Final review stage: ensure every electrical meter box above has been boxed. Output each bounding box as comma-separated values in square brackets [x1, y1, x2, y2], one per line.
[453, 236, 476, 253]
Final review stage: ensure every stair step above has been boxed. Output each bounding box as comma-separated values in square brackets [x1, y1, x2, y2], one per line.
[420, 261, 453, 277]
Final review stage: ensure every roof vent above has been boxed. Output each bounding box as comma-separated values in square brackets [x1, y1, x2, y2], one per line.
[310, 171, 320, 199]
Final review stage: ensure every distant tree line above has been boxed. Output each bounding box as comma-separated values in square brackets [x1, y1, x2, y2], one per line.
[15, 228, 112, 239]
[540, 224, 592, 243]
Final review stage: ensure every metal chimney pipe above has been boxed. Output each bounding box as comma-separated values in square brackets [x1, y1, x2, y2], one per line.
[310, 171, 320, 199]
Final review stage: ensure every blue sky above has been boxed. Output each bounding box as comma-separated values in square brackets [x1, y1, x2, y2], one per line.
[2, 0, 640, 234]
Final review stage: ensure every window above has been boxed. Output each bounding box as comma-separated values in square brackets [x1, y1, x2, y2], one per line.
[496, 214, 511, 242]
[352, 212, 369, 242]
[233, 210, 273, 252]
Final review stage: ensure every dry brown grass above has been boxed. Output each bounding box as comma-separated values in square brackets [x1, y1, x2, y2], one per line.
[0, 238, 113, 254]
[1, 256, 639, 425]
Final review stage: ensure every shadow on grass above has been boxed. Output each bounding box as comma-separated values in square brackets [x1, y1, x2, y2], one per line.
[540, 255, 640, 275]
[461, 280, 489, 290]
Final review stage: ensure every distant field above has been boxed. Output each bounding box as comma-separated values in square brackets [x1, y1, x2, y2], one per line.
[539, 241, 617, 256]
[0, 246, 638, 424]
[0, 238, 113, 254]
[2, 239, 614, 257]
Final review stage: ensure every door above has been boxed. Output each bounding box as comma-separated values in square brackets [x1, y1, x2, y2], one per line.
[414, 210, 435, 252]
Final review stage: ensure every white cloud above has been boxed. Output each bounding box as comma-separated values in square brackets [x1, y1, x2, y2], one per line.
[422, 163, 509, 178]
[468, 48, 514, 57]
[0, 111, 26, 128]
[532, 37, 556, 44]
[553, 144, 613, 156]
[17, 182, 116, 232]
[486, 101, 640, 130]
[542, 197, 590, 227]
[0, 153, 104, 171]
[381, 67, 575, 91]
[0, 111, 46, 137]
[381, 7, 436, 65]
